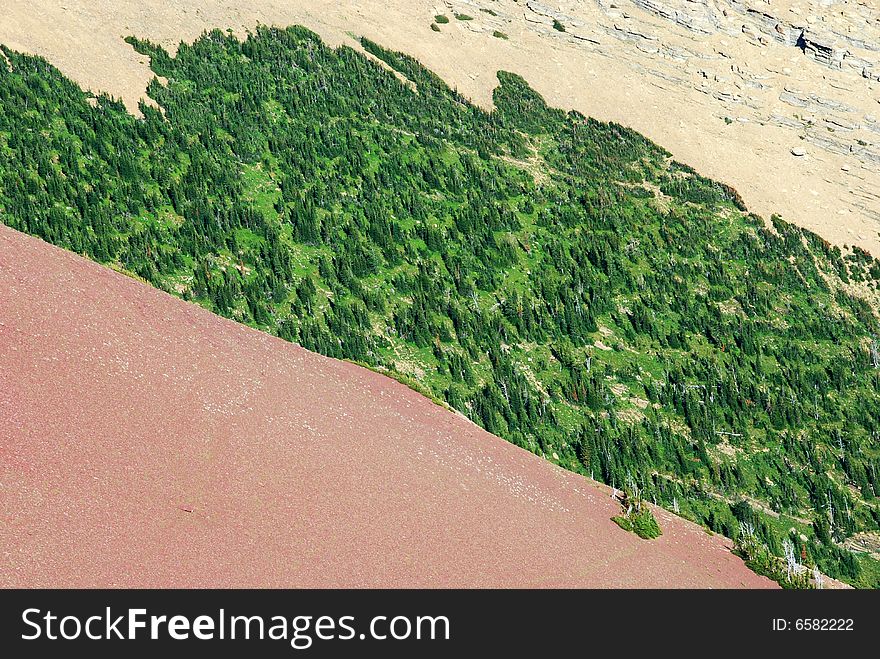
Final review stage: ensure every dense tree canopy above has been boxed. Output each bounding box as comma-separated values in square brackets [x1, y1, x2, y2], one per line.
[1, 26, 878, 585]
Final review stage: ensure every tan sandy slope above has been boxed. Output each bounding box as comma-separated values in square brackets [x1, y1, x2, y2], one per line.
[1, 1, 879, 255]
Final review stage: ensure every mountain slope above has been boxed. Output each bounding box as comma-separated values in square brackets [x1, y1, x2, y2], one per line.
[0, 225, 772, 587]
[2, 29, 878, 585]
[1, 0, 879, 254]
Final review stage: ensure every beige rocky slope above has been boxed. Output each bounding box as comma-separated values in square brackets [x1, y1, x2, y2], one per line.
[1, 0, 879, 255]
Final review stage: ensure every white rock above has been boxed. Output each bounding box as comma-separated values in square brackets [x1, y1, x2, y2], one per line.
[791, 146, 807, 156]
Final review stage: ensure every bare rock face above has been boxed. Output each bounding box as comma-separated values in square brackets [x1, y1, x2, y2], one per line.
[628, 0, 725, 34]
[520, 0, 880, 175]
[515, 0, 880, 250]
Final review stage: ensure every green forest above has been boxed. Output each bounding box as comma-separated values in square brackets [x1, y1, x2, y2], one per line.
[1, 26, 879, 586]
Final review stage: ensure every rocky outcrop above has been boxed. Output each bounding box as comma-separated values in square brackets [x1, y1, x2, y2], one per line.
[571, 1, 880, 190]
[800, 31, 847, 69]
[629, 0, 723, 34]
[503, 0, 880, 247]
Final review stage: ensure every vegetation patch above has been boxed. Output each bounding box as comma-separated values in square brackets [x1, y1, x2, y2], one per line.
[1, 27, 878, 587]
[735, 522, 814, 588]
[611, 482, 662, 539]
[612, 509, 662, 539]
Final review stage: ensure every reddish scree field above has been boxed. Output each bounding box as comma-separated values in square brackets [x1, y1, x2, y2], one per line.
[0, 225, 774, 588]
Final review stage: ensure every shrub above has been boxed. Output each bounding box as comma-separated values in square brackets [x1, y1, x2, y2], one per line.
[455, 13, 474, 21]
[431, 23, 441, 32]
[613, 507, 662, 540]
[434, 14, 450, 24]
[493, 30, 509, 40]
[552, 19, 566, 32]
[612, 487, 662, 539]
[734, 524, 814, 588]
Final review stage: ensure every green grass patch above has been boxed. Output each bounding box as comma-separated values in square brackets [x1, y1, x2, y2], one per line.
[613, 507, 662, 539]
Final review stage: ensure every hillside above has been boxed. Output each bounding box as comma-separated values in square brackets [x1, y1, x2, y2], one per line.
[0, 225, 774, 587]
[1, 0, 879, 255]
[1, 27, 878, 586]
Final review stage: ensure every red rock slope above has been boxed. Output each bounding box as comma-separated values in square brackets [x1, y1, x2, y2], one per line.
[0, 226, 774, 588]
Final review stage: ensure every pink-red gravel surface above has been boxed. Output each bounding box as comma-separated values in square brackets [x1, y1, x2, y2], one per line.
[0, 226, 774, 588]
